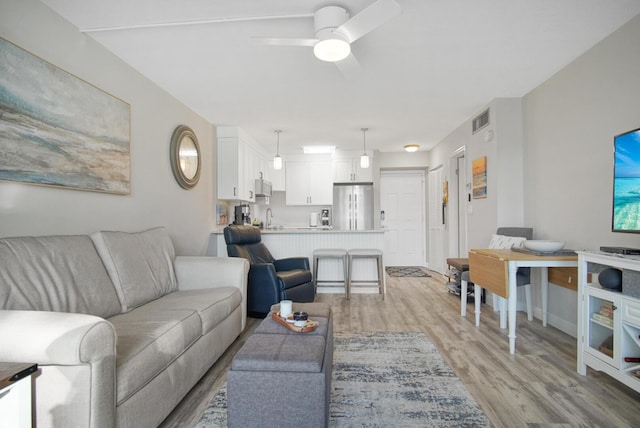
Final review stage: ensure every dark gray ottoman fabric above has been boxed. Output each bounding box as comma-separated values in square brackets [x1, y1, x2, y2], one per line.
[228, 303, 333, 428]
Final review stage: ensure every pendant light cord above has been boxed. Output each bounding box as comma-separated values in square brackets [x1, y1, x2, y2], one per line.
[361, 128, 368, 153]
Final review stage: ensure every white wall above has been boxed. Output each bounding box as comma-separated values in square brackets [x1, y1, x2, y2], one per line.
[521, 14, 640, 334]
[523, 14, 640, 250]
[429, 14, 640, 337]
[0, 0, 216, 255]
[429, 98, 525, 253]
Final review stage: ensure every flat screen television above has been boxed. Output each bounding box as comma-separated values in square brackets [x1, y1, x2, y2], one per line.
[612, 127, 640, 233]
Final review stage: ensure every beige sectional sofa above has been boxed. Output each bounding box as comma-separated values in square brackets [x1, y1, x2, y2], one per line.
[0, 227, 249, 428]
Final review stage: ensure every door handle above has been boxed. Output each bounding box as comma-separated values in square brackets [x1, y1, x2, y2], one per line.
[380, 210, 385, 220]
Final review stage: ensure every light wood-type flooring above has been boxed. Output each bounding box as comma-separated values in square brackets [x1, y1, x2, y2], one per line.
[160, 272, 640, 428]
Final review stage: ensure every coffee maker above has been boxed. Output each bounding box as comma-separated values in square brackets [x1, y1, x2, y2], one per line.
[233, 204, 251, 225]
[321, 208, 330, 226]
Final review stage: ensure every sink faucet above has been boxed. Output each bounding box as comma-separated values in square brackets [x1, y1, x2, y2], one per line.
[266, 208, 273, 229]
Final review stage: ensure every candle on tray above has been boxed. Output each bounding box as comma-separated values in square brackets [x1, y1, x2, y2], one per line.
[280, 300, 292, 318]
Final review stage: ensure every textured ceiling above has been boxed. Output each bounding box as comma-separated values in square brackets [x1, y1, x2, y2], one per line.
[41, 0, 640, 154]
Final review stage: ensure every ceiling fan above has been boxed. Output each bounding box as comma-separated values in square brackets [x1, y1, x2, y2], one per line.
[250, 0, 402, 78]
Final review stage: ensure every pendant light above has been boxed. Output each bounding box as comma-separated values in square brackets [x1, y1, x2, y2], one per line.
[360, 128, 370, 169]
[273, 130, 282, 170]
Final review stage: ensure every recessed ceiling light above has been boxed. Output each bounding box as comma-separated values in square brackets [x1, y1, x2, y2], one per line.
[404, 144, 419, 152]
[302, 146, 336, 154]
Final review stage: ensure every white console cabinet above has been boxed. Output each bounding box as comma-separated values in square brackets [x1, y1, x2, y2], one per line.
[577, 251, 640, 393]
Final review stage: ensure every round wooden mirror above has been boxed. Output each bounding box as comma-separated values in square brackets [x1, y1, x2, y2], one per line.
[170, 125, 201, 189]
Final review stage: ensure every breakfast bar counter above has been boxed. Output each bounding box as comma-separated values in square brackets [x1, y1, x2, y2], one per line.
[209, 228, 386, 295]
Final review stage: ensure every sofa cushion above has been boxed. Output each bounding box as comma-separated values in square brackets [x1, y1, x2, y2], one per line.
[91, 227, 178, 312]
[0, 235, 122, 318]
[141, 287, 241, 335]
[108, 304, 201, 404]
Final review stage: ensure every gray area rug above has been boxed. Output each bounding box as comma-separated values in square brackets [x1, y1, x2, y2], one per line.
[196, 332, 491, 427]
[386, 266, 431, 277]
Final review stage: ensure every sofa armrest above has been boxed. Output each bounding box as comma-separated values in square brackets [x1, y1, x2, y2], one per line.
[275, 257, 310, 271]
[0, 310, 116, 364]
[175, 256, 249, 329]
[0, 310, 117, 428]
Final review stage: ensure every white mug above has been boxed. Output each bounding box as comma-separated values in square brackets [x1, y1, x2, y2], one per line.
[280, 300, 293, 318]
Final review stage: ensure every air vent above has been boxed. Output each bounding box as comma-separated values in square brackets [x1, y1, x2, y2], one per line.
[472, 109, 490, 134]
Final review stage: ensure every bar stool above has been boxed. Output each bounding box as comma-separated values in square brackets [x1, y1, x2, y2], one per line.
[312, 249, 349, 298]
[347, 249, 385, 300]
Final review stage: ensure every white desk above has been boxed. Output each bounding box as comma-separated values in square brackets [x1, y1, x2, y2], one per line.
[468, 249, 578, 354]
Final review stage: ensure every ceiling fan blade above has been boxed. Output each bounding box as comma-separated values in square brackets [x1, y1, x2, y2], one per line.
[335, 0, 401, 43]
[250, 37, 318, 47]
[334, 53, 362, 80]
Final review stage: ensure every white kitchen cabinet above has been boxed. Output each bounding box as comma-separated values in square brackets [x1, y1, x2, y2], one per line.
[333, 155, 372, 183]
[217, 127, 265, 202]
[285, 161, 332, 205]
[577, 251, 640, 393]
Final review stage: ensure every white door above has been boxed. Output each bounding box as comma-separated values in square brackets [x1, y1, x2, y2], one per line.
[428, 167, 446, 273]
[380, 170, 426, 266]
[456, 155, 468, 256]
[447, 148, 469, 258]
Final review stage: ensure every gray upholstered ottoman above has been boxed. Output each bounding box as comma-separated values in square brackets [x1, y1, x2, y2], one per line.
[227, 302, 333, 428]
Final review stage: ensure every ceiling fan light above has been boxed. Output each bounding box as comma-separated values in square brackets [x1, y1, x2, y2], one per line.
[404, 144, 419, 152]
[314, 38, 350, 62]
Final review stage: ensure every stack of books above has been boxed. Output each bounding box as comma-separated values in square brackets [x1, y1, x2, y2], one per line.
[592, 301, 614, 327]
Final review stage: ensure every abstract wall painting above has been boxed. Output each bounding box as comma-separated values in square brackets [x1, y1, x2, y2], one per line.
[472, 156, 487, 199]
[0, 37, 130, 194]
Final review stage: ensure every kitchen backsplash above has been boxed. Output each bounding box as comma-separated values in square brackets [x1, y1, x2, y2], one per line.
[250, 192, 331, 228]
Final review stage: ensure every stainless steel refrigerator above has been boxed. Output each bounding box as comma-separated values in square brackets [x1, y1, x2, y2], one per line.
[333, 183, 374, 230]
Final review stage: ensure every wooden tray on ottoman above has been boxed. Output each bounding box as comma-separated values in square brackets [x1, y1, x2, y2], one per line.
[272, 311, 319, 333]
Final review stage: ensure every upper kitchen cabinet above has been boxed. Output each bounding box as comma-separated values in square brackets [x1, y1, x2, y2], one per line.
[217, 126, 265, 202]
[332, 151, 373, 183]
[285, 161, 332, 205]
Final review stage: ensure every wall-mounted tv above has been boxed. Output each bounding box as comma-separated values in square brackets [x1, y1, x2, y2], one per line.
[613, 127, 640, 233]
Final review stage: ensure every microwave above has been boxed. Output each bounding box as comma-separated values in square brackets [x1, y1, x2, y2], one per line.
[255, 179, 272, 197]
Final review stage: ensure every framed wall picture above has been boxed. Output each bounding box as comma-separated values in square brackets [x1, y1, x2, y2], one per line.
[472, 156, 487, 199]
[0, 37, 130, 194]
